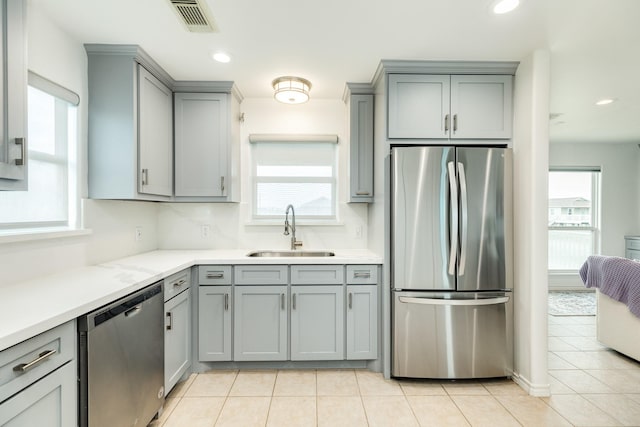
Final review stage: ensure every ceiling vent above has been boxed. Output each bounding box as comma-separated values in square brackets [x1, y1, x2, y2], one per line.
[168, 0, 217, 32]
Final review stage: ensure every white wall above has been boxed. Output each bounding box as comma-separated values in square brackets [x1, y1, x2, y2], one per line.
[0, 4, 160, 287]
[549, 142, 640, 288]
[512, 49, 551, 396]
[158, 98, 369, 250]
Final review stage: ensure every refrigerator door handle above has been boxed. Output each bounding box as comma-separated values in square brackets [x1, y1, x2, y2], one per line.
[458, 161, 468, 276]
[447, 161, 458, 276]
[398, 296, 510, 306]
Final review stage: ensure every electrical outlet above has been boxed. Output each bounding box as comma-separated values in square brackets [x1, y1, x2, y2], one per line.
[355, 225, 363, 239]
[201, 224, 210, 238]
[135, 226, 143, 241]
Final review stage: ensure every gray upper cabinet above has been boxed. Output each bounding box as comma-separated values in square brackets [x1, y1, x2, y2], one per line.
[138, 66, 173, 197]
[0, 0, 27, 190]
[345, 87, 374, 203]
[387, 74, 513, 140]
[86, 45, 174, 201]
[174, 90, 241, 201]
[388, 74, 450, 139]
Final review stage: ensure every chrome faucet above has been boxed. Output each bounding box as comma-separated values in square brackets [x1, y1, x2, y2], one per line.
[284, 204, 303, 250]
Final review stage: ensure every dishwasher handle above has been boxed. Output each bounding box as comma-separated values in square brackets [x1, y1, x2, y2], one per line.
[398, 296, 510, 306]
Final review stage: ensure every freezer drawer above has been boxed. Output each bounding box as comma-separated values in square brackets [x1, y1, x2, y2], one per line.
[392, 291, 513, 379]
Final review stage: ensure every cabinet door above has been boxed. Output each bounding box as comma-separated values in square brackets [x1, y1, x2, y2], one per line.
[234, 286, 288, 361]
[138, 65, 173, 196]
[0, 0, 27, 190]
[0, 361, 76, 426]
[198, 286, 232, 362]
[349, 94, 374, 202]
[175, 93, 228, 197]
[346, 285, 378, 360]
[450, 75, 513, 139]
[291, 286, 344, 361]
[388, 74, 450, 139]
[165, 290, 191, 394]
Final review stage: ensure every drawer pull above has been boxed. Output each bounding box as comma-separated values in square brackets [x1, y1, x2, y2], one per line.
[348, 292, 353, 309]
[173, 279, 187, 288]
[353, 272, 371, 278]
[224, 293, 229, 311]
[206, 272, 224, 279]
[355, 191, 370, 196]
[13, 349, 57, 373]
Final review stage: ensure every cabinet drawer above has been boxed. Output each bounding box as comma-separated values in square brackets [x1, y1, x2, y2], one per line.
[627, 249, 640, 262]
[346, 265, 378, 284]
[291, 265, 344, 285]
[199, 265, 232, 285]
[164, 268, 191, 301]
[626, 238, 640, 251]
[234, 265, 288, 285]
[0, 320, 75, 403]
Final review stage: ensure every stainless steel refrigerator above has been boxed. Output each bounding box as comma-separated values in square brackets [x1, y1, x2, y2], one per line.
[391, 145, 513, 379]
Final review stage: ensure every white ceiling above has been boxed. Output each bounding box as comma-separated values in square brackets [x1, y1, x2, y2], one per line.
[33, 0, 640, 144]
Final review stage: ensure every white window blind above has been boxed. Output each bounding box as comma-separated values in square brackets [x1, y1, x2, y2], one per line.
[252, 138, 337, 220]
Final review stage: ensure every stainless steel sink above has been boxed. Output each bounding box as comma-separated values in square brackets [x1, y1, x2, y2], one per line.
[246, 250, 335, 257]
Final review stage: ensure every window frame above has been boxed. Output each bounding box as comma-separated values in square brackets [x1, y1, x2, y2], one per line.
[548, 167, 601, 273]
[0, 72, 80, 234]
[249, 135, 339, 223]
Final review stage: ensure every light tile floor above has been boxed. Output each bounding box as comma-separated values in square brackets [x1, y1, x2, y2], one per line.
[149, 314, 640, 426]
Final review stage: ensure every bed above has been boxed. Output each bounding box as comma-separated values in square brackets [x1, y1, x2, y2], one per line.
[580, 255, 640, 362]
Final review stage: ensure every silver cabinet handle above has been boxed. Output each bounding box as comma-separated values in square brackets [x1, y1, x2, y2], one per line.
[447, 161, 458, 276]
[220, 176, 225, 192]
[281, 293, 285, 310]
[15, 137, 25, 166]
[453, 114, 458, 132]
[166, 312, 172, 330]
[444, 114, 449, 133]
[348, 292, 353, 309]
[13, 349, 57, 373]
[173, 279, 187, 288]
[398, 296, 510, 306]
[224, 293, 229, 311]
[457, 162, 468, 276]
[206, 272, 224, 279]
[292, 293, 297, 310]
[353, 272, 371, 278]
[355, 191, 370, 196]
[141, 168, 149, 185]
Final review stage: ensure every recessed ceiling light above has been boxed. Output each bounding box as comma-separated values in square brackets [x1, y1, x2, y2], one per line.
[595, 98, 615, 106]
[492, 0, 520, 14]
[212, 52, 231, 63]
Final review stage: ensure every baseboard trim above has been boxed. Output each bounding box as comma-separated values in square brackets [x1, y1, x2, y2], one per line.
[512, 372, 551, 397]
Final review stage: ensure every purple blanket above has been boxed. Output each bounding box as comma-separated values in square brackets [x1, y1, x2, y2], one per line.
[579, 255, 640, 318]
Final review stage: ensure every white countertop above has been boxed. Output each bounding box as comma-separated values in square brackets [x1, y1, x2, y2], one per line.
[0, 249, 382, 352]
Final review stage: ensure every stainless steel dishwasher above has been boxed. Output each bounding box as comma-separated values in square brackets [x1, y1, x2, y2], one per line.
[78, 282, 164, 427]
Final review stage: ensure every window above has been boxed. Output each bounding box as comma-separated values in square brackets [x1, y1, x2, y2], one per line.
[548, 169, 600, 271]
[251, 137, 337, 220]
[0, 73, 78, 231]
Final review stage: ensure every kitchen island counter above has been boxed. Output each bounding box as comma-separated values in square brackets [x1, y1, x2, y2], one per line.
[0, 249, 382, 351]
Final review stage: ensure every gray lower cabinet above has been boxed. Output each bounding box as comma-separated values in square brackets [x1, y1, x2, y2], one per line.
[198, 285, 232, 361]
[164, 289, 191, 394]
[346, 285, 378, 360]
[0, 361, 77, 426]
[233, 285, 288, 361]
[291, 286, 344, 360]
[0, 321, 76, 426]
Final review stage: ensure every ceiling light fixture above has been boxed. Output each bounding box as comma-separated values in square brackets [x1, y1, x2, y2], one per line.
[492, 0, 520, 14]
[595, 98, 615, 106]
[212, 52, 231, 63]
[272, 76, 311, 104]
